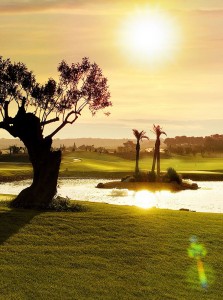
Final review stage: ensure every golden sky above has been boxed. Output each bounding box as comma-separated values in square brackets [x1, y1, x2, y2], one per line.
[1, 0, 223, 138]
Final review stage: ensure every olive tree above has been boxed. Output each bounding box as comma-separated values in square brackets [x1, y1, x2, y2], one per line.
[0, 56, 111, 209]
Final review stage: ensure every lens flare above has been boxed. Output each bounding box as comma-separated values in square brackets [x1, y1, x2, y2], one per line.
[188, 236, 208, 289]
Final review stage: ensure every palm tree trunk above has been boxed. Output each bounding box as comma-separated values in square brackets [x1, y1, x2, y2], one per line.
[151, 151, 156, 173]
[152, 141, 158, 173]
[135, 141, 140, 177]
[156, 139, 161, 179]
[157, 148, 160, 178]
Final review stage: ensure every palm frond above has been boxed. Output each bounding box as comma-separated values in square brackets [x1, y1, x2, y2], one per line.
[152, 124, 167, 137]
[132, 129, 149, 141]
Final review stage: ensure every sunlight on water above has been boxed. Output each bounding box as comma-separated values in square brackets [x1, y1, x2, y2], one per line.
[0, 179, 223, 213]
[134, 190, 156, 208]
[109, 189, 129, 197]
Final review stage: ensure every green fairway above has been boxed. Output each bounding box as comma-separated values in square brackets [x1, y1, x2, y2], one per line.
[0, 200, 222, 299]
[61, 152, 134, 173]
[1, 152, 223, 180]
[0, 162, 32, 179]
[59, 152, 223, 178]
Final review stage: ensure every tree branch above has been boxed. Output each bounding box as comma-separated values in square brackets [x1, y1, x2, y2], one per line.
[4, 101, 9, 120]
[41, 117, 59, 126]
[0, 121, 6, 129]
[77, 100, 88, 114]
[0, 120, 17, 137]
[47, 111, 79, 139]
[0, 107, 4, 119]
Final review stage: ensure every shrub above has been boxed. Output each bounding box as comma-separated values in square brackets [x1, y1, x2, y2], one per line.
[147, 171, 157, 182]
[48, 195, 87, 212]
[97, 182, 105, 188]
[164, 168, 182, 184]
[134, 172, 149, 182]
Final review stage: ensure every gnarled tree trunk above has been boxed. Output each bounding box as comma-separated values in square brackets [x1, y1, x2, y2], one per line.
[10, 109, 61, 209]
[12, 149, 61, 209]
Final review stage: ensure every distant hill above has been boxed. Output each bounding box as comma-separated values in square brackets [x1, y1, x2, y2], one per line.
[52, 138, 158, 150]
[0, 138, 165, 150]
[0, 139, 24, 149]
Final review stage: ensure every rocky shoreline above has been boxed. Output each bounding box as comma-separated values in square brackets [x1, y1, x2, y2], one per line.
[0, 171, 222, 184]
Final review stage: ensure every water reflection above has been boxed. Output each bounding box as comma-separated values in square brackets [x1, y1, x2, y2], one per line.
[0, 179, 222, 213]
[109, 189, 129, 197]
[134, 190, 156, 209]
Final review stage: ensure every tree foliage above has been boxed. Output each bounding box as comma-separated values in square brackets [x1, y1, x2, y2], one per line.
[132, 129, 149, 143]
[164, 134, 223, 155]
[0, 56, 111, 138]
[0, 56, 111, 209]
[151, 124, 166, 139]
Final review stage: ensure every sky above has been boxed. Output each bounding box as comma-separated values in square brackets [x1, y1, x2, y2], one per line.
[1, 0, 223, 139]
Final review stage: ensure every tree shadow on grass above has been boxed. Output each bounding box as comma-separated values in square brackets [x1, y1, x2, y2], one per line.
[0, 205, 40, 245]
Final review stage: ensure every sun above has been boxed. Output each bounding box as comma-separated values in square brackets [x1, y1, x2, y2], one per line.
[119, 8, 180, 66]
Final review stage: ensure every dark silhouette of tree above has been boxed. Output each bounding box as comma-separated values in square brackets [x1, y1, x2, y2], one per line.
[72, 142, 77, 152]
[132, 129, 149, 178]
[0, 56, 111, 209]
[151, 124, 166, 179]
[9, 145, 20, 155]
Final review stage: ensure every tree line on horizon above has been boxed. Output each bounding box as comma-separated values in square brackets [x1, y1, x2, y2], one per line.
[164, 134, 223, 155]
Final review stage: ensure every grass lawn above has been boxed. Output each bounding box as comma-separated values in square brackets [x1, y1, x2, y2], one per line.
[61, 152, 223, 174]
[1, 152, 223, 180]
[0, 162, 32, 179]
[0, 198, 222, 299]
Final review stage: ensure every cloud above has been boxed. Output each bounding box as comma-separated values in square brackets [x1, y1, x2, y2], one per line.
[118, 118, 223, 125]
[2, 1, 223, 14]
[0, 0, 84, 13]
[117, 118, 223, 137]
[0, 0, 122, 14]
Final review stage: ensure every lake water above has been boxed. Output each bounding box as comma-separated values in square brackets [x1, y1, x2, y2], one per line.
[0, 178, 222, 213]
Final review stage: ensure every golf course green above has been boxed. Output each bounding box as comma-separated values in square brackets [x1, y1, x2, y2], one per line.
[0, 152, 222, 299]
[0, 198, 222, 299]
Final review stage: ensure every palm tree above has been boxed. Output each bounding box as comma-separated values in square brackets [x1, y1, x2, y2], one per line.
[132, 129, 149, 178]
[151, 125, 166, 179]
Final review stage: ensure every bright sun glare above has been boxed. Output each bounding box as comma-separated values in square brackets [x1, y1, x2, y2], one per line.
[135, 190, 156, 209]
[120, 7, 180, 66]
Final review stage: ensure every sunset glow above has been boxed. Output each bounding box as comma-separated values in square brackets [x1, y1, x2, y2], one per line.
[120, 8, 180, 65]
[0, 1, 223, 138]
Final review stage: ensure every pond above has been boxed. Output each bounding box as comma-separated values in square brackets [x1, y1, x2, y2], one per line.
[0, 178, 222, 213]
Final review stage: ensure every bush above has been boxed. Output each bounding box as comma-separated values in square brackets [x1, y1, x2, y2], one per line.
[48, 195, 87, 212]
[164, 168, 182, 184]
[147, 171, 157, 182]
[134, 172, 149, 182]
